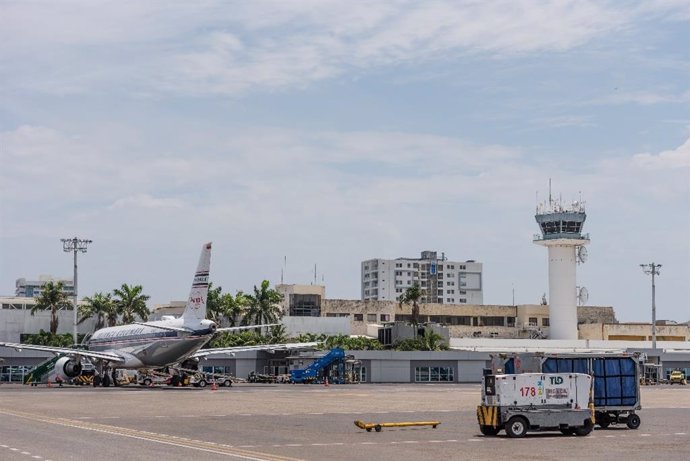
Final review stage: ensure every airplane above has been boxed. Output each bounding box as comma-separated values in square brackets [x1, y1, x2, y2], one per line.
[0, 242, 317, 386]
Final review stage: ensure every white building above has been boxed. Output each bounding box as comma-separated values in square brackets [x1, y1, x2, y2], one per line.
[15, 275, 75, 298]
[361, 250, 483, 304]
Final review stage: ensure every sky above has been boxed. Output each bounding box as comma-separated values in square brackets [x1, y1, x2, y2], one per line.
[1, 0, 688, 323]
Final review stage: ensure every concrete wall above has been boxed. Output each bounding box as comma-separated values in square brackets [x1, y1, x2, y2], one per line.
[579, 322, 690, 341]
[0, 308, 96, 342]
[282, 316, 350, 336]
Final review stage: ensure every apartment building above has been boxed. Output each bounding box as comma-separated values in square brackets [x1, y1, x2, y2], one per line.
[15, 275, 75, 298]
[361, 250, 483, 304]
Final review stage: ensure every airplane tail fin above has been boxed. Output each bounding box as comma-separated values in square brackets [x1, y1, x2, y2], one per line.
[182, 242, 212, 323]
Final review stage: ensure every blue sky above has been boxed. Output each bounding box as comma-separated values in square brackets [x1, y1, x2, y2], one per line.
[1, 1, 688, 322]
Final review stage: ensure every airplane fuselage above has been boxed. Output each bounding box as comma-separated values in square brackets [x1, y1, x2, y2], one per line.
[88, 320, 216, 368]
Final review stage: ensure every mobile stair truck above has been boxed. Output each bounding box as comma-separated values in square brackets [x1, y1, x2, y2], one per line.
[477, 372, 595, 438]
[492, 352, 642, 429]
[290, 348, 345, 384]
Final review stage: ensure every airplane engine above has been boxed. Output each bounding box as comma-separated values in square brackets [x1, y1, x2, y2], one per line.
[181, 359, 200, 371]
[54, 357, 83, 380]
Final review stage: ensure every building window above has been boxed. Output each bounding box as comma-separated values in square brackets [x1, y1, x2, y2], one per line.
[414, 366, 454, 382]
[507, 317, 516, 327]
[367, 314, 377, 322]
[459, 298, 466, 303]
[380, 314, 390, 322]
[354, 314, 363, 321]
[480, 316, 505, 326]
[542, 318, 550, 327]
[528, 317, 538, 327]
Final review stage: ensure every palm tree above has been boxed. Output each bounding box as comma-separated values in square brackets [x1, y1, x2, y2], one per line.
[223, 291, 249, 327]
[30, 281, 72, 334]
[399, 283, 424, 326]
[113, 283, 150, 324]
[205, 283, 225, 324]
[78, 292, 116, 330]
[246, 280, 283, 328]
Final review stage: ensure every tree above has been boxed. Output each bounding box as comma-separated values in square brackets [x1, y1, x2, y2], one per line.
[205, 283, 225, 324]
[393, 329, 448, 351]
[399, 283, 424, 325]
[223, 291, 249, 327]
[246, 280, 283, 327]
[113, 283, 150, 324]
[30, 281, 72, 334]
[78, 292, 116, 330]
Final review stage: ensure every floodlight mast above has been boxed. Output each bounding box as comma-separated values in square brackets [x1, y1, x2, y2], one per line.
[640, 263, 661, 351]
[61, 237, 92, 344]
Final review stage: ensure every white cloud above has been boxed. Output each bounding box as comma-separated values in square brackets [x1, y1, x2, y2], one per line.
[109, 194, 185, 210]
[0, 1, 643, 96]
[633, 138, 690, 169]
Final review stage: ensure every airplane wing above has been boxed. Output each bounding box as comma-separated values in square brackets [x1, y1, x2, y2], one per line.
[132, 322, 194, 333]
[215, 324, 279, 333]
[191, 342, 320, 358]
[0, 342, 126, 363]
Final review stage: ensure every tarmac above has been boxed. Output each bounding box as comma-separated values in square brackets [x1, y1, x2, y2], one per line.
[0, 383, 688, 461]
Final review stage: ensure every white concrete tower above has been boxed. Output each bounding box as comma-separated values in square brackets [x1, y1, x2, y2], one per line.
[533, 192, 589, 340]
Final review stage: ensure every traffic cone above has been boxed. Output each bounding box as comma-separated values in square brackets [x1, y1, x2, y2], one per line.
[211, 382, 218, 391]
[324, 377, 329, 387]
[47, 380, 52, 388]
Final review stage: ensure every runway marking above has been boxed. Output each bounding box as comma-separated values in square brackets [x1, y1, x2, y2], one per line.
[0, 409, 304, 461]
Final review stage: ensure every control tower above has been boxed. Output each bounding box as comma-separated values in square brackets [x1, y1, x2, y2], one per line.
[534, 191, 589, 340]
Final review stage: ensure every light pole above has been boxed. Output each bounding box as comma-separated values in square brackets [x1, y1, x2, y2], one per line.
[640, 263, 661, 351]
[61, 237, 92, 344]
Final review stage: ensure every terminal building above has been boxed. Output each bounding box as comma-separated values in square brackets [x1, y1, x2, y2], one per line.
[361, 251, 483, 304]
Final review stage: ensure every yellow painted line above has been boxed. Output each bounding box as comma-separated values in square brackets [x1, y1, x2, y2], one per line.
[0, 409, 303, 461]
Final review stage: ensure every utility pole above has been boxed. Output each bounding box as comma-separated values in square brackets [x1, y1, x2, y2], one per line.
[61, 237, 92, 344]
[640, 263, 661, 351]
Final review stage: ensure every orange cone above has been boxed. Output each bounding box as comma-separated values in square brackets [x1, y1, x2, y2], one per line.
[211, 381, 218, 391]
[324, 377, 329, 387]
[47, 380, 52, 388]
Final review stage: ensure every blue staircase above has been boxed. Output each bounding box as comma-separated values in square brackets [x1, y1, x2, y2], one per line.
[290, 348, 345, 383]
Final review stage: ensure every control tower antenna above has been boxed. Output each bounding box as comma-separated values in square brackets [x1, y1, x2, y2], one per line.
[533, 184, 589, 340]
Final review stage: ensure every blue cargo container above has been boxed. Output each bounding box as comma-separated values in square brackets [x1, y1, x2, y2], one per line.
[495, 353, 641, 429]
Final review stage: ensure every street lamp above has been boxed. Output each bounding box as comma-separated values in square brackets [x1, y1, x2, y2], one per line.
[640, 263, 661, 351]
[61, 237, 92, 344]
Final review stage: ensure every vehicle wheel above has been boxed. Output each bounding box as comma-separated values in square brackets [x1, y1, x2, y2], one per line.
[480, 425, 501, 436]
[197, 380, 207, 388]
[626, 414, 641, 430]
[222, 380, 232, 387]
[93, 375, 102, 387]
[374, 425, 382, 433]
[575, 421, 594, 436]
[102, 375, 111, 387]
[597, 412, 612, 429]
[505, 416, 528, 438]
[143, 378, 152, 387]
[365, 428, 372, 432]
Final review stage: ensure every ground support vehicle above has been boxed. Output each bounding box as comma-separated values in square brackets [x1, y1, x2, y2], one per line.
[290, 348, 345, 384]
[183, 368, 233, 388]
[669, 370, 687, 385]
[354, 420, 440, 432]
[477, 372, 595, 438]
[492, 352, 642, 429]
[247, 371, 277, 383]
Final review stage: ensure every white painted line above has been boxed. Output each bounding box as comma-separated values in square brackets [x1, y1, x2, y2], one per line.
[360, 442, 377, 445]
[468, 439, 481, 442]
[0, 445, 7, 448]
[10, 448, 19, 451]
[675, 433, 687, 435]
[308, 413, 324, 415]
[32, 456, 42, 459]
[428, 440, 443, 443]
[605, 435, 616, 438]
[402, 441, 419, 444]
[640, 434, 651, 437]
[21, 452, 31, 455]
[285, 444, 303, 447]
[445, 439, 458, 442]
